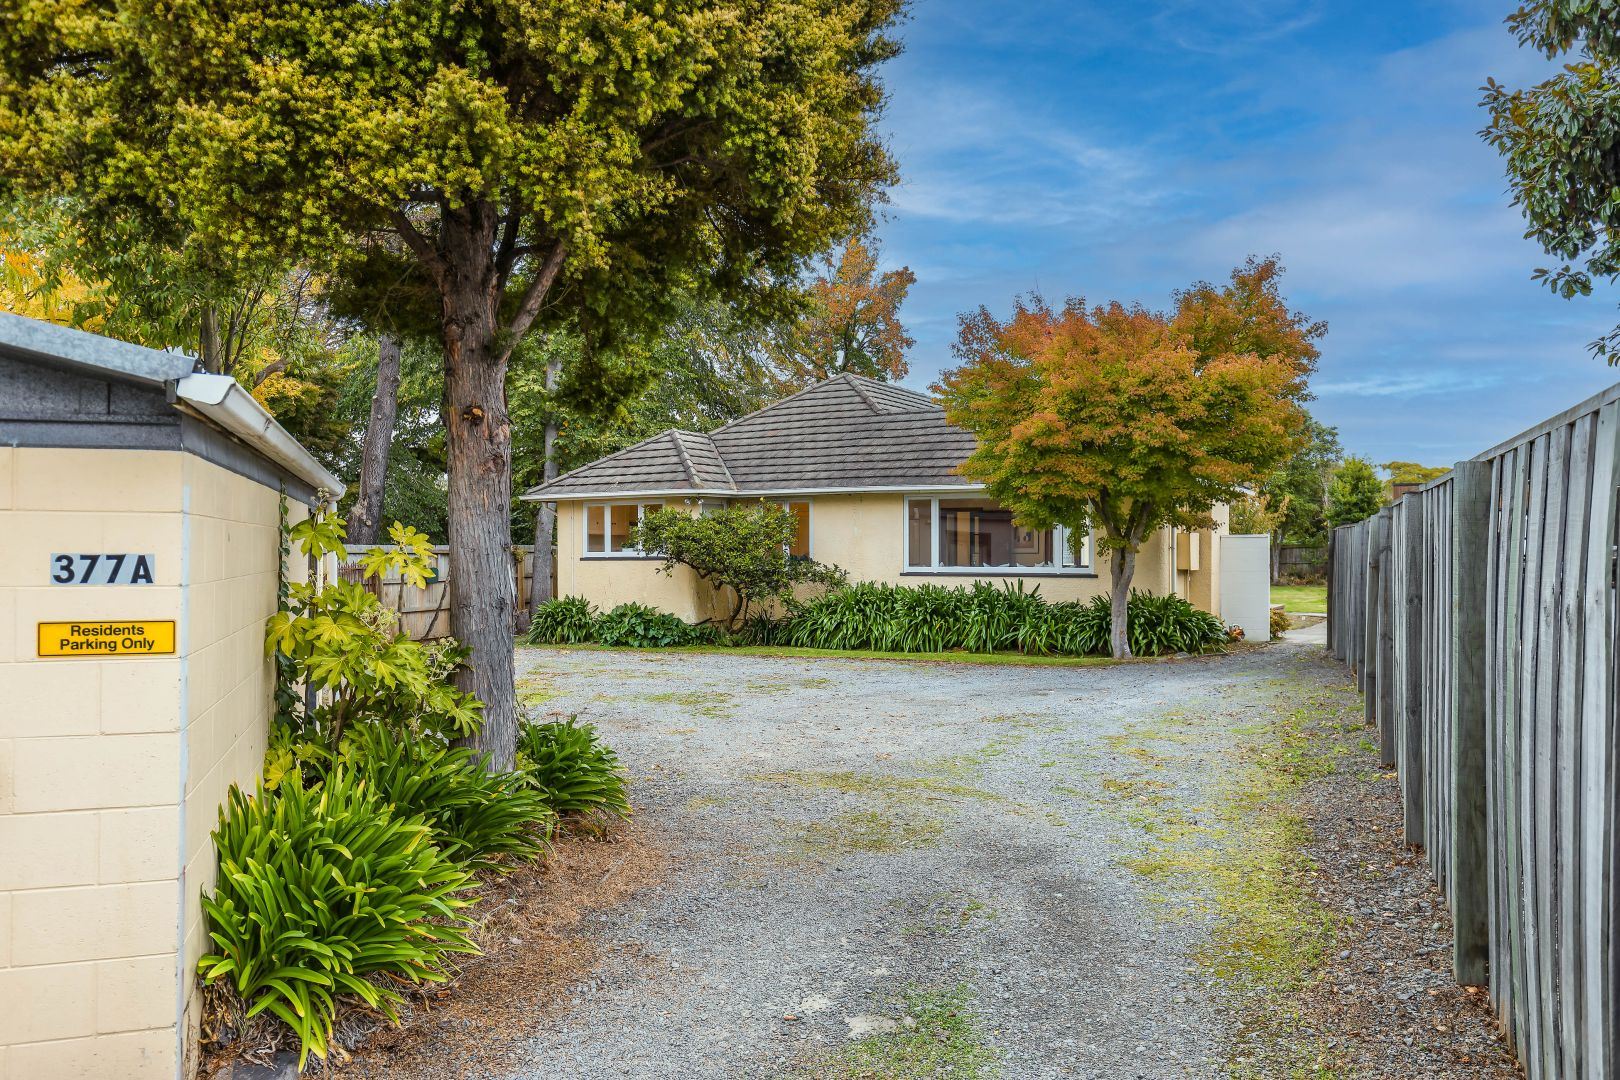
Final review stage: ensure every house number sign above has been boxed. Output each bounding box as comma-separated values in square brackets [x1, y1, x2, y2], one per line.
[50, 553, 156, 585]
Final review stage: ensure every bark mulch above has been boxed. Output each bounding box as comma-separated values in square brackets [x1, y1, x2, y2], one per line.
[1280, 724, 1523, 1078]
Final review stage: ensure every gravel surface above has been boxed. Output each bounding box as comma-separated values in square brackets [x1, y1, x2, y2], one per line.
[483, 644, 1319, 1079]
[333, 641, 1527, 1080]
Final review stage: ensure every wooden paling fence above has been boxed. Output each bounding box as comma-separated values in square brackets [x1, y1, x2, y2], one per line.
[341, 544, 543, 640]
[1327, 382, 1620, 1080]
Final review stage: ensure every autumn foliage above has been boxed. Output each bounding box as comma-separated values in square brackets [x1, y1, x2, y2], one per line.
[935, 257, 1321, 657]
[776, 235, 916, 386]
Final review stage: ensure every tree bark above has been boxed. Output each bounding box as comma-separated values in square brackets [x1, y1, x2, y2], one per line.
[1108, 542, 1137, 660]
[528, 354, 563, 616]
[199, 306, 223, 374]
[440, 205, 517, 772]
[348, 334, 403, 545]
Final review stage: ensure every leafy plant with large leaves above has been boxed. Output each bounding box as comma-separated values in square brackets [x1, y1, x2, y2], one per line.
[265, 507, 483, 751]
[197, 775, 478, 1070]
[517, 717, 633, 822]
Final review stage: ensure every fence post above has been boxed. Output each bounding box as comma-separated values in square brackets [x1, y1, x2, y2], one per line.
[1375, 508, 1398, 767]
[1401, 499, 1426, 846]
[1325, 529, 1336, 654]
[1449, 459, 1491, 987]
[1363, 513, 1383, 731]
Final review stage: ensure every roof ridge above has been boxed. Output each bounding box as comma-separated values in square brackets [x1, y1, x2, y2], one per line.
[841, 371, 883, 414]
[667, 430, 700, 488]
[709, 376, 845, 436]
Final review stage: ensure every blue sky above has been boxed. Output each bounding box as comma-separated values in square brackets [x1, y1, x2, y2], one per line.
[872, 0, 1620, 466]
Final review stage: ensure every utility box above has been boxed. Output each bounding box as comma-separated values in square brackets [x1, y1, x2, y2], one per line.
[0, 314, 340, 1079]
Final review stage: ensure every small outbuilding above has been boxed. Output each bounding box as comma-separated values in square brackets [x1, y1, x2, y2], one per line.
[0, 313, 340, 1078]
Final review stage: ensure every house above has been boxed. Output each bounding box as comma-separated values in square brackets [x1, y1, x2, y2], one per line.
[521, 373, 1231, 625]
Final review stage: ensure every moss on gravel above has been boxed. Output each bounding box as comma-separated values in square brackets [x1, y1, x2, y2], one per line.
[787, 810, 947, 857]
[1100, 685, 1353, 1078]
[796, 985, 1000, 1079]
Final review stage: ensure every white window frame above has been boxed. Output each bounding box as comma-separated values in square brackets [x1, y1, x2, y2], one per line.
[581, 501, 666, 559]
[770, 498, 815, 559]
[902, 495, 1093, 576]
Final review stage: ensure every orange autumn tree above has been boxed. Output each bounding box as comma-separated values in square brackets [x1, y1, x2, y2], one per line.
[776, 234, 917, 385]
[936, 257, 1321, 658]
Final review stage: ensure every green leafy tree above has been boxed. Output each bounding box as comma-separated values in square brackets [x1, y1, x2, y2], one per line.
[1483, 3, 1620, 360]
[772, 234, 916, 385]
[1381, 460, 1449, 487]
[1, 0, 903, 769]
[1266, 416, 1341, 545]
[1324, 457, 1385, 528]
[629, 504, 846, 628]
[1229, 491, 1290, 536]
[936, 258, 1320, 658]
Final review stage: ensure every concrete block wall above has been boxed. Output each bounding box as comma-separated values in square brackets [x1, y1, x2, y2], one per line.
[176, 455, 290, 1077]
[0, 447, 301, 1080]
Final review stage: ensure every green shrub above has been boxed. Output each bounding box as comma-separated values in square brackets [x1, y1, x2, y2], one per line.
[595, 602, 708, 647]
[524, 596, 599, 645]
[779, 583, 1224, 658]
[517, 717, 632, 821]
[198, 776, 477, 1069]
[1122, 592, 1228, 656]
[628, 503, 846, 628]
[340, 726, 553, 869]
[1270, 606, 1292, 640]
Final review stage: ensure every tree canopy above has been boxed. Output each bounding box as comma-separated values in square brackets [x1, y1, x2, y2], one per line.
[773, 235, 915, 385]
[936, 257, 1320, 657]
[1324, 457, 1385, 528]
[1483, 0, 1620, 360]
[1382, 460, 1450, 487]
[0, 0, 906, 768]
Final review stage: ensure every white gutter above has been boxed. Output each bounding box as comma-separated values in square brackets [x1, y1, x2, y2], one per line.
[518, 483, 988, 502]
[172, 373, 346, 498]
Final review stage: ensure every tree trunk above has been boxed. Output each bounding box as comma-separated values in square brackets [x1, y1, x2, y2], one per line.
[1108, 543, 1137, 660]
[440, 206, 517, 772]
[528, 355, 563, 616]
[199, 306, 223, 374]
[348, 334, 403, 545]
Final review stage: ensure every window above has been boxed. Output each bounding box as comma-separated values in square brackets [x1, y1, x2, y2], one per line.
[583, 502, 663, 556]
[905, 496, 1091, 574]
[774, 500, 812, 558]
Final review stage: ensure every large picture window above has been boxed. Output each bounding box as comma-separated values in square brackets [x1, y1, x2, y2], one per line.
[583, 502, 663, 556]
[904, 497, 1091, 574]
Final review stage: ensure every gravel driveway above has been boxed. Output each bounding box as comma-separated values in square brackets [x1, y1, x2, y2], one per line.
[488, 643, 1330, 1080]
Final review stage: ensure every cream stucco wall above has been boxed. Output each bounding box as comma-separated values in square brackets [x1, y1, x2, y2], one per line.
[0, 447, 301, 1080]
[548, 493, 1223, 622]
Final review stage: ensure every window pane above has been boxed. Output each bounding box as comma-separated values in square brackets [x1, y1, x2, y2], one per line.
[1061, 528, 1091, 569]
[586, 506, 606, 553]
[609, 504, 637, 552]
[784, 501, 811, 558]
[938, 499, 1054, 568]
[907, 500, 933, 567]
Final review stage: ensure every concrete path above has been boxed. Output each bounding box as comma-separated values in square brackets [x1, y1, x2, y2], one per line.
[491, 642, 1327, 1079]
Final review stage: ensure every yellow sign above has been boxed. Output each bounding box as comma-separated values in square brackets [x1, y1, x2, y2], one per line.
[38, 621, 176, 657]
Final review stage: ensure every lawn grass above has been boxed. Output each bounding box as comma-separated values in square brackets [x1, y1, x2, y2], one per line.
[1271, 584, 1327, 614]
[522, 641, 1118, 669]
